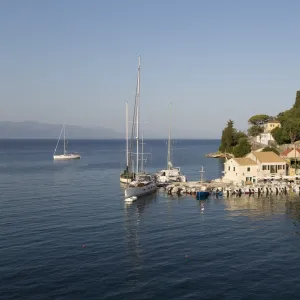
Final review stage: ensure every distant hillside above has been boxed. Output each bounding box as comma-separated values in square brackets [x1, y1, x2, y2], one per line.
[0, 121, 123, 139]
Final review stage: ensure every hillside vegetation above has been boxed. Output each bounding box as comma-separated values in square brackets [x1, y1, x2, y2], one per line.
[219, 90, 300, 157]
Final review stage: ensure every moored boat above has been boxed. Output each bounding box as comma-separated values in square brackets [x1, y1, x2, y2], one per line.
[156, 103, 186, 185]
[124, 56, 157, 199]
[53, 153, 81, 160]
[125, 174, 156, 198]
[53, 123, 81, 160]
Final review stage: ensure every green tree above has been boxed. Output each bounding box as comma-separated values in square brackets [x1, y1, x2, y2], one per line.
[262, 146, 279, 155]
[247, 125, 264, 137]
[248, 114, 270, 126]
[271, 127, 288, 145]
[236, 131, 247, 140]
[277, 111, 289, 125]
[219, 119, 238, 153]
[232, 137, 251, 158]
[293, 90, 300, 109]
[283, 119, 300, 144]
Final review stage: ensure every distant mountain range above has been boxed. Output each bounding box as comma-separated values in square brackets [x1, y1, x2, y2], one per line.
[0, 121, 123, 139]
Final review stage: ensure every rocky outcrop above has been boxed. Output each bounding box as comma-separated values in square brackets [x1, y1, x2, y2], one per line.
[205, 152, 234, 159]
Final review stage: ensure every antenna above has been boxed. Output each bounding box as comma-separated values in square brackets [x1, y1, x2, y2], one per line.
[167, 102, 172, 170]
[200, 166, 205, 184]
[166, 102, 173, 182]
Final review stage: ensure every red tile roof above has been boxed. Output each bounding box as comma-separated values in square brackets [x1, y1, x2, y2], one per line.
[280, 148, 300, 157]
[281, 148, 292, 156]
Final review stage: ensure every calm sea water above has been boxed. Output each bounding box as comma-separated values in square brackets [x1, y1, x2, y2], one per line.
[1, 139, 300, 299]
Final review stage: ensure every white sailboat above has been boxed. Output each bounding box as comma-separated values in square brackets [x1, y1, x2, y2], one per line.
[120, 102, 135, 183]
[53, 123, 81, 160]
[156, 102, 186, 185]
[124, 56, 156, 199]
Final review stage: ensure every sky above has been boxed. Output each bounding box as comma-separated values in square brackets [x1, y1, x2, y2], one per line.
[0, 0, 299, 138]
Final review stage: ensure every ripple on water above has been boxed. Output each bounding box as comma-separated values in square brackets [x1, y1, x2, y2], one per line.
[2, 140, 300, 299]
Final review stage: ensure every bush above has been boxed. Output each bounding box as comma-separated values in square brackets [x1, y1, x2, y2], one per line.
[262, 146, 279, 155]
[232, 137, 251, 158]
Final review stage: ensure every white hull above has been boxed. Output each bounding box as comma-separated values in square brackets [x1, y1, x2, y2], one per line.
[156, 175, 186, 183]
[53, 154, 81, 160]
[125, 183, 156, 198]
[120, 177, 133, 184]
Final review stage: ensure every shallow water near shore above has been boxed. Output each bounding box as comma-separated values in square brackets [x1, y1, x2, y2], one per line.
[1, 139, 300, 299]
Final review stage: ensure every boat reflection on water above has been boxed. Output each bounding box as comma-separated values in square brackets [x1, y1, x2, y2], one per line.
[224, 194, 289, 219]
[199, 201, 205, 213]
[123, 193, 157, 267]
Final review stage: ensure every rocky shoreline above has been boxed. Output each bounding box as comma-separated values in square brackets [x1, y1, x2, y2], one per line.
[205, 151, 233, 159]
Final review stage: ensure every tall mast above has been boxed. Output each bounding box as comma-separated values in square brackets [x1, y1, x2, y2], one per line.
[53, 124, 64, 156]
[136, 56, 141, 175]
[141, 132, 144, 172]
[126, 101, 129, 168]
[63, 123, 66, 154]
[167, 102, 172, 171]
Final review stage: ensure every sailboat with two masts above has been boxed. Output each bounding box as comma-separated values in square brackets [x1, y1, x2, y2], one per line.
[124, 56, 156, 199]
[53, 123, 81, 160]
[156, 103, 186, 185]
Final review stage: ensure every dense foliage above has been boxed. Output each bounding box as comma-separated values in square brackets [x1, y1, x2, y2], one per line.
[271, 91, 300, 145]
[247, 114, 271, 138]
[262, 146, 279, 155]
[232, 137, 252, 158]
[219, 120, 251, 157]
[219, 120, 236, 153]
[247, 125, 264, 137]
[248, 114, 270, 125]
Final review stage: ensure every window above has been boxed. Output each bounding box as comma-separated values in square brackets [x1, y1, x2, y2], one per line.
[270, 165, 276, 173]
[233, 167, 235, 171]
[278, 165, 282, 170]
[262, 165, 267, 170]
[228, 166, 230, 171]
[283, 165, 285, 170]
[247, 167, 250, 172]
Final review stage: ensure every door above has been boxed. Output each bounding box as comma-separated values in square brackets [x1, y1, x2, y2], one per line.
[270, 165, 277, 174]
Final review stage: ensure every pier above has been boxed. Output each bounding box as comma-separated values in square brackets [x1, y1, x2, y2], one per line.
[161, 177, 300, 197]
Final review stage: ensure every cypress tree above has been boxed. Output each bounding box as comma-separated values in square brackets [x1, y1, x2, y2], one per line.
[293, 90, 300, 109]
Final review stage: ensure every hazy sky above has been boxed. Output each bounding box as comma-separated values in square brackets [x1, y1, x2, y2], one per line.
[0, 0, 299, 138]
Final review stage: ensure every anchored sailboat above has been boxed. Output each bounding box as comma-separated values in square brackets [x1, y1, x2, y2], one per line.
[156, 103, 186, 185]
[53, 123, 81, 160]
[124, 56, 156, 199]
